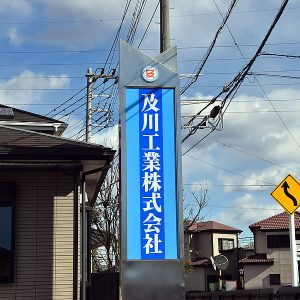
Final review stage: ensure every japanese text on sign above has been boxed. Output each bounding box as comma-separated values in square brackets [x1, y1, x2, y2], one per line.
[139, 90, 165, 259]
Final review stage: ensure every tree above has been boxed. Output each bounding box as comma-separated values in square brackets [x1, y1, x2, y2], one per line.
[183, 185, 210, 232]
[183, 185, 209, 273]
[91, 155, 120, 272]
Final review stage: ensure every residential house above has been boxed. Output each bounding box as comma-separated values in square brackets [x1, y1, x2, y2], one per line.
[239, 212, 300, 290]
[185, 220, 242, 291]
[0, 105, 115, 299]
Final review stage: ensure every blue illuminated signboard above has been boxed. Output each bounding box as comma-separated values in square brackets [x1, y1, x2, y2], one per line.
[126, 88, 178, 260]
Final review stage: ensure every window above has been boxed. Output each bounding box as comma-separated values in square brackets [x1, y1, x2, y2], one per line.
[218, 238, 234, 251]
[267, 235, 290, 248]
[270, 274, 280, 285]
[0, 183, 15, 282]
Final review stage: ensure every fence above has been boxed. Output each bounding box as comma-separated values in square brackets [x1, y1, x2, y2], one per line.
[90, 272, 119, 300]
[186, 287, 300, 300]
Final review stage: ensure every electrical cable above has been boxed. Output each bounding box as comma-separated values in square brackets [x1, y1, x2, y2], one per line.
[182, 0, 291, 150]
[45, 85, 87, 117]
[184, 153, 275, 186]
[206, 137, 300, 174]
[137, 1, 159, 48]
[212, 0, 300, 150]
[260, 52, 300, 59]
[180, 0, 239, 95]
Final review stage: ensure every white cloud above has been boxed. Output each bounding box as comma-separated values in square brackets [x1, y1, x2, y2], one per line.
[6, 27, 23, 46]
[31, 0, 129, 48]
[217, 166, 288, 193]
[182, 88, 300, 165]
[36, 0, 120, 19]
[0, 0, 32, 17]
[216, 193, 282, 230]
[0, 70, 70, 105]
[91, 124, 118, 149]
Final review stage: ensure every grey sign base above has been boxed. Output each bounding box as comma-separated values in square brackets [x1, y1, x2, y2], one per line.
[121, 261, 184, 300]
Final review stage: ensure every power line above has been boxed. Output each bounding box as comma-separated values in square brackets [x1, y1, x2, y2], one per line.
[206, 205, 281, 211]
[260, 52, 300, 59]
[0, 62, 109, 67]
[91, 0, 158, 138]
[0, 41, 299, 55]
[182, 0, 291, 152]
[249, 72, 300, 80]
[181, 82, 300, 89]
[206, 137, 300, 174]
[137, 1, 159, 48]
[0, 5, 298, 25]
[180, 0, 239, 95]
[183, 183, 274, 187]
[181, 97, 300, 104]
[184, 153, 275, 186]
[45, 0, 132, 126]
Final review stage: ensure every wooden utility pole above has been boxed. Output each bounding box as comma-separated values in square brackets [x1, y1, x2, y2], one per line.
[160, 0, 170, 53]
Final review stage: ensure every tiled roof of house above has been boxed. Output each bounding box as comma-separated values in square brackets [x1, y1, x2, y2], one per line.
[185, 220, 242, 233]
[190, 257, 212, 267]
[249, 212, 300, 231]
[239, 254, 274, 265]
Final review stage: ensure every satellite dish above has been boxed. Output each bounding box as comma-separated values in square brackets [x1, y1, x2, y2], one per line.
[213, 254, 229, 271]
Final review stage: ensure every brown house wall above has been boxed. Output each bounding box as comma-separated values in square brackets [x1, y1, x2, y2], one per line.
[0, 170, 78, 300]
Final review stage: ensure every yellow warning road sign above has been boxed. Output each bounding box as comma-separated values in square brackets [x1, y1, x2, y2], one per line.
[271, 174, 300, 215]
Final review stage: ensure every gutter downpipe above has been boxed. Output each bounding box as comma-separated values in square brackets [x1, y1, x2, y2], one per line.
[81, 165, 111, 300]
[81, 179, 88, 300]
[73, 172, 80, 300]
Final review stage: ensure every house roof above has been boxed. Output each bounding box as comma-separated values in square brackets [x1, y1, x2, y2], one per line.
[239, 254, 274, 265]
[190, 257, 212, 267]
[0, 124, 115, 205]
[0, 104, 67, 135]
[249, 212, 300, 231]
[185, 220, 242, 233]
[0, 124, 114, 160]
[0, 104, 65, 124]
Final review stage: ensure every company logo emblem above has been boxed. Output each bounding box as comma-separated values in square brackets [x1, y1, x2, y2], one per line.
[142, 66, 159, 82]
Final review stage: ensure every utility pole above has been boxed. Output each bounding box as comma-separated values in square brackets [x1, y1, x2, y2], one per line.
[86, 68, 93, 142]
[82, 67, 117, 300]
[85, 67, 117, 142]
[160, 0, 170, 53]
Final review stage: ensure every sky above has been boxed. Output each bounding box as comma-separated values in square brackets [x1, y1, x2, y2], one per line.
[0, 0, 300, 241]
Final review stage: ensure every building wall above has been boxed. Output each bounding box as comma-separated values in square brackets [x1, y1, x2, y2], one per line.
[243, 261, 292, 290]
[191, 232, 212, 259]
[253, 230, 267, 253]
[243, 264, 273, 289]
[212, 233, 238, 256]
[185, 268, 206, 291]
[0, 170, 78, 300]
[244, 230, 299, 289]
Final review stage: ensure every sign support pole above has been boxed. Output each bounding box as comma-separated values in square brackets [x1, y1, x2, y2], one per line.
[289, 213, 299, 287]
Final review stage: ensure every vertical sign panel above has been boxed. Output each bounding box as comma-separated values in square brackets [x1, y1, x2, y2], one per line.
[126, 88, 178, 260]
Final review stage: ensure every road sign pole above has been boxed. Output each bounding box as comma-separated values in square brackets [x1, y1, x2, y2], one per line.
[289, 213, 299, 286]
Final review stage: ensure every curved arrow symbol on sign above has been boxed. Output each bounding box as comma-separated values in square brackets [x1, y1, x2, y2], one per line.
[281, 181, 297, 206]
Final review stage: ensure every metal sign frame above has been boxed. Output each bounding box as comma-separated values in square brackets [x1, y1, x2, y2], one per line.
[119, 40, 184, 300]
